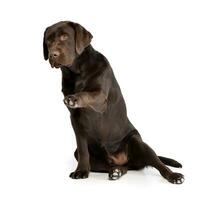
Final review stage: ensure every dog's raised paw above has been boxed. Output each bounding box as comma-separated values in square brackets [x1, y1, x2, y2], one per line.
[64, 95, 78, 108]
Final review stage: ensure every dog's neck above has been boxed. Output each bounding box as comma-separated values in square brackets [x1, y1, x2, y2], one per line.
[61, 45, 94, 74]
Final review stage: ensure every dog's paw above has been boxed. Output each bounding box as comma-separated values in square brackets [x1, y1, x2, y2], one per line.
[69, 170, 89, 179]
[108, 168, 122, 180]
[64, 95, 79, 108]
[168, 172, 184, 184]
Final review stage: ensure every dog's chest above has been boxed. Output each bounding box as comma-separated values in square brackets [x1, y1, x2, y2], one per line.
[74, 75, 87, 92]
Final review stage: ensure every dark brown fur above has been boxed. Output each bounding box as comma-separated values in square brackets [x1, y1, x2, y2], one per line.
[43, 21, 184, 184]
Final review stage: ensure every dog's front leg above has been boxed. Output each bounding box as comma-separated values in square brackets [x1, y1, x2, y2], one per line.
[64, 90, 107, 113]
[69, 119, 90, 179]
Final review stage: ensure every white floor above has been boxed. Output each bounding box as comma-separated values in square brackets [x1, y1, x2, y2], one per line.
[65, 158, 195, 200]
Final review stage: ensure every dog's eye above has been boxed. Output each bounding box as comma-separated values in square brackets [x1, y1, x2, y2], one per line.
[46, 40, 51, 45]
[60, 34, 68, 41]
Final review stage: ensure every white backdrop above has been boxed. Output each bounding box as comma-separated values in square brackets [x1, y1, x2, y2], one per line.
[0, 0, 199, 199]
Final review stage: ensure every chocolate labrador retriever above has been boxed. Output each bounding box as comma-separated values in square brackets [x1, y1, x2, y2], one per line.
[43, 21, 184, 184]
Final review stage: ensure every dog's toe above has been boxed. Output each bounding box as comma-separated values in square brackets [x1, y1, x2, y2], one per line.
[69, 170, 89, 179]
[109, 168, 122, 180]
[168, 173, 184, 184]
[64, 95, 78, 108]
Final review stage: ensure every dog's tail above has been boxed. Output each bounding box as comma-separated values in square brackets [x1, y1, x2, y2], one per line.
[158, 156, 182, 168]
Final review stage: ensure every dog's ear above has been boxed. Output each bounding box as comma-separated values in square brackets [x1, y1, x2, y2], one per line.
[72, 23, 93, 55]
[43, 28, 49, 60]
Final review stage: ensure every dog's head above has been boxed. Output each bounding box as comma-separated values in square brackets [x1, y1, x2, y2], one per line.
[43, 21, 93, 68]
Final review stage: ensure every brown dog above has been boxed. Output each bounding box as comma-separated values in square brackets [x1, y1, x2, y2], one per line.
[43, 21, 184, 183]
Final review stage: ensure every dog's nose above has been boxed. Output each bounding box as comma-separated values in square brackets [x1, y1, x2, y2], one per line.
[50, 50, 60, 58]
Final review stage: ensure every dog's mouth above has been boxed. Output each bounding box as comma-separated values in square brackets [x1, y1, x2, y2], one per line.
[49, 60, 71, 69]
[51, 63, 62, 68]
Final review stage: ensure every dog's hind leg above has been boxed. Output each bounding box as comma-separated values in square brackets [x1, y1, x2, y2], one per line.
[127, 129, 184, 184]
[108, 166, 127, 180]
[106, 151, 128, 180]
[74, 148, 128, 180]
